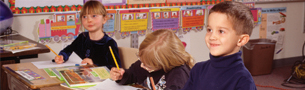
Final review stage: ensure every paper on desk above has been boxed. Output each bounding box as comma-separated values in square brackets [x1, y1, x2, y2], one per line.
[87, 79, 141, 90]
[32, 52, 85, 69]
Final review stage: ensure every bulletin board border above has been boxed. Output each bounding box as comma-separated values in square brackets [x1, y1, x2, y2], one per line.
[8, 0, 231, 15]
[8, 0, 82, 14]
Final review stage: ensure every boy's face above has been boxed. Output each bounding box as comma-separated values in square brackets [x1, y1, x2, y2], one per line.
[205, 12, 241, 56]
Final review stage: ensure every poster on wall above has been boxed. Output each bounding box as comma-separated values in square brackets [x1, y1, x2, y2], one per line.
[251, 8, 262, 26]
[150, 8, 180, 32]
[260, 7, 286, 54]
[181, 6, 205, 33]
[119, 9, 149, 38]
[104, 10, 117, 37]
[38, 12, 81, 43]
[84, 0, 126, 6]
[128, 0, 165, 4]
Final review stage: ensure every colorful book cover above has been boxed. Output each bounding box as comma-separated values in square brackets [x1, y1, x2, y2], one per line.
[0, 40, 29, 50]
[59, 66, 110, 88]
[52, 68, 70, 80]
[15, 69, 45, 81]
[50, 65, 95, 80]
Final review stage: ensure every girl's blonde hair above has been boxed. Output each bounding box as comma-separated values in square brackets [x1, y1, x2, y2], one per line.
[80, 0, 107, 31]
[139, 29, 195, 73]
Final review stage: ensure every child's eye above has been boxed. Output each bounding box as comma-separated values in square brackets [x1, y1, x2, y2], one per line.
[207, 29, 212, 32]
[92, 15, 96, 17]
[83, 16, 87, 18]
[219, 30, 225, 34]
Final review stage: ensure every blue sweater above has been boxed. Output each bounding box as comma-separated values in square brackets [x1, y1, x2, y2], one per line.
[59, 32, 121, 69]
[181, 51, 257, 90]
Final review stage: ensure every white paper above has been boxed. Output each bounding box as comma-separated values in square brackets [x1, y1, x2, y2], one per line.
[87, 79, 141, 90]
[32, 52, 85, 69]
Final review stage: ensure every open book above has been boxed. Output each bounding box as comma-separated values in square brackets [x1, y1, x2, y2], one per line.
[43, 65, 95, 81]
[59, 66, 111, 88]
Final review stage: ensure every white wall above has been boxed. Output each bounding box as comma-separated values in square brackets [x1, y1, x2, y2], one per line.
[9, 2, 304, 63]
[254, 2, 305, 60]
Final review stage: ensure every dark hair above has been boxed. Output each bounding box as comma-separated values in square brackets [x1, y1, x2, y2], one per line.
[209, 1, 254, 36]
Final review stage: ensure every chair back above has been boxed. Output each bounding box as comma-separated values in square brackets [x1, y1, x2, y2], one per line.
[118, 47, 138, 69]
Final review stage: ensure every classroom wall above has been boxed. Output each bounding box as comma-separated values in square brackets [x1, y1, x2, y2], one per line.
[9, 2, 304, 63]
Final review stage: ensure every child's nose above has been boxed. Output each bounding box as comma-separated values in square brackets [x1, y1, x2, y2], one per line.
[86, 16, 93, 22]
[209, 32, 217, 40]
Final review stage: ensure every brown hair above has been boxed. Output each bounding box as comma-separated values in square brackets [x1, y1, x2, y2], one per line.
[209, 1, 254, 36]
[139, 29, 194, 73]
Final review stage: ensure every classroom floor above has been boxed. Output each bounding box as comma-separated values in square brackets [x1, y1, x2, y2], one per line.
[253, 65, 305, 90]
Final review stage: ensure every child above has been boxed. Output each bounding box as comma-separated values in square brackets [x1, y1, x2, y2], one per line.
[110, 29, 194, 90]
[181, 1, 257, 90]
[54, 1, 121, 69]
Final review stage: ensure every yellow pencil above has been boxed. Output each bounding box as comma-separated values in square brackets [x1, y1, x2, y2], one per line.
[45, 45, 59, 56]
[109, 46, 120, 70]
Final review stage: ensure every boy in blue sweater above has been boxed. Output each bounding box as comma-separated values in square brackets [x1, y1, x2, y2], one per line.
[181, 1, 257, 90]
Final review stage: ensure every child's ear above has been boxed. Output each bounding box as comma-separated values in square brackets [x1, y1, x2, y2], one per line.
[237, 34, 249, 47]
[102, 15, 108, 24]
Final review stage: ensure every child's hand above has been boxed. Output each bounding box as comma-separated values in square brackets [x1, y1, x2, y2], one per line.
[110, 67, 125, 81]
[81, 58, 93, 65]
[54, 55, 64, 64]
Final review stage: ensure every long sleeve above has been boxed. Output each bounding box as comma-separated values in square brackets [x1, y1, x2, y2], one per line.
[58, 34, 84, 61]
[116, 60, 149, 85]
[236, 72, 257, 90]
[164, 65, 190, 90]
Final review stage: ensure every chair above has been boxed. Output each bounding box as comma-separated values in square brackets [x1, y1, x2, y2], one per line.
[118, 47, 138, 69]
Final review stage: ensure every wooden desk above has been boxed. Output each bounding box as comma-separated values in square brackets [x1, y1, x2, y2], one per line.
[2, 63, 72, 90]
[0, 34, 50, 59]
[0, 34, 50, 90]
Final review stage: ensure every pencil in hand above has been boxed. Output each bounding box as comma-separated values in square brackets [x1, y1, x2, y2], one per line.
[109, 46, 120, 70]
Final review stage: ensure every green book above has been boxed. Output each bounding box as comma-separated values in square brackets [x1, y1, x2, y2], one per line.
[43, 68, 56, 77]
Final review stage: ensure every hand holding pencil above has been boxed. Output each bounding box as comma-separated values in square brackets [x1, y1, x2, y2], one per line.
[54, 55, 64, 64]
[110, 67, 125, 81]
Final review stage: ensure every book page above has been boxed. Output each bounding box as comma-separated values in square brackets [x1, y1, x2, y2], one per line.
[91, 67, 110, 79]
